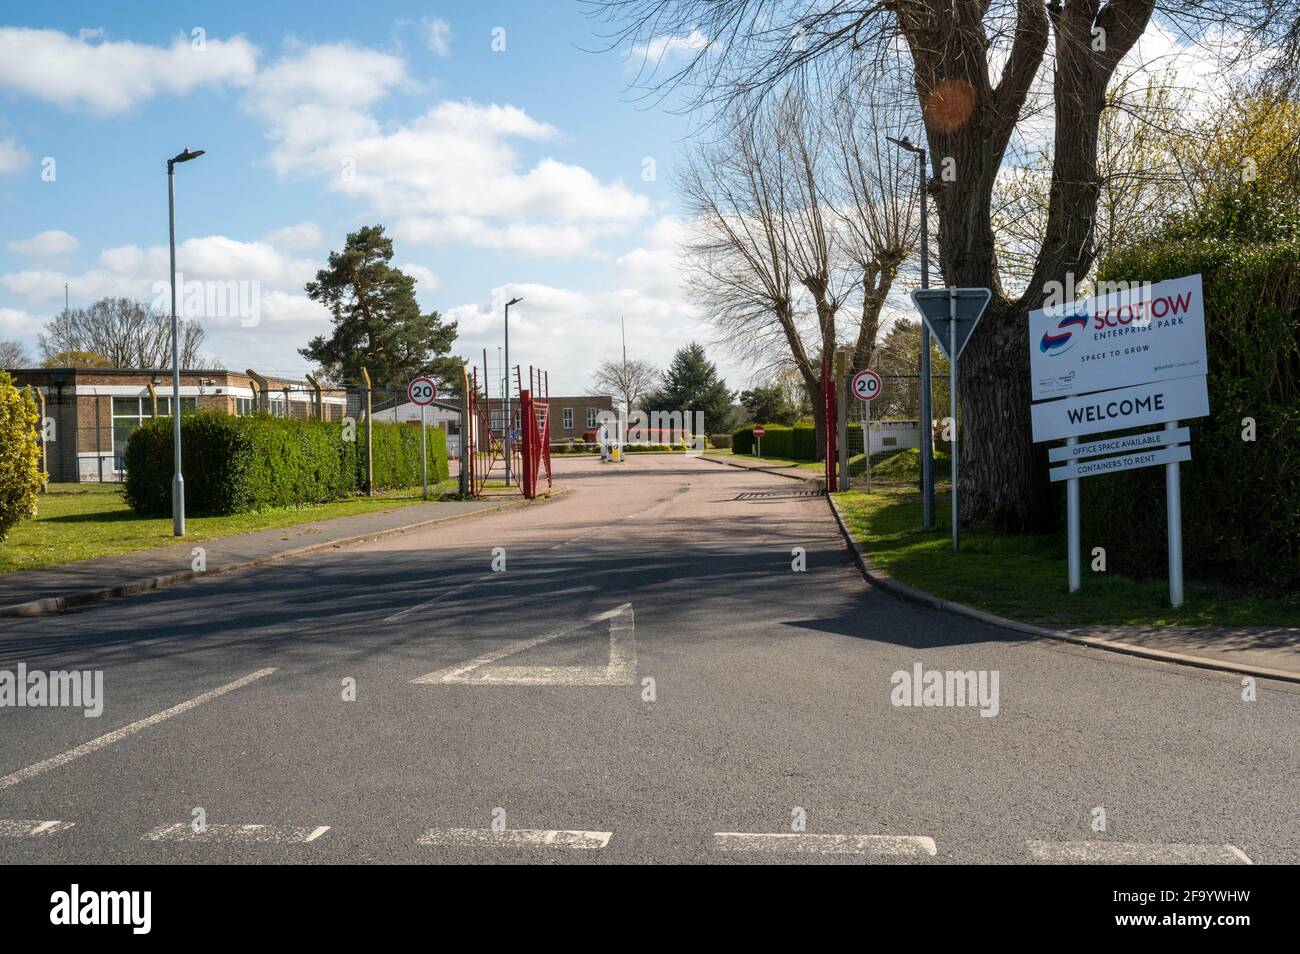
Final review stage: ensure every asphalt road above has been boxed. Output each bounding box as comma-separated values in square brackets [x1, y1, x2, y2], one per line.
[1, 454, 1295, 864]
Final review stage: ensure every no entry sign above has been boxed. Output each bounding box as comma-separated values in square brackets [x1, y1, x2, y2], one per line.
[753, 425, 766, 438]
[407, 376, 437, 406]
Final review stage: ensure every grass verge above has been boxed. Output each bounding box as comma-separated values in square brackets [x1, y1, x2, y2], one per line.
[0, 481, 456, 575]
[836, 489, 1300, 627]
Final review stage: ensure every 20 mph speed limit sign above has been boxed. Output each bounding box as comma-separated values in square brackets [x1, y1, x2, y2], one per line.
[407, 376, 437, 405]
[851, 369, 882, 402]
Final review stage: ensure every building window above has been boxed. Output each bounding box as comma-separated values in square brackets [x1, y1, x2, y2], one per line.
[236, 397, 255, 416]
[586, 407, 597, 429]
[111, 395, 196, 455]
[563, 407, 574, 430]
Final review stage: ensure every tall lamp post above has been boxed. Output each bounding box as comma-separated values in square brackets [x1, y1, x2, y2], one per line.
[888, 135, 935, 530]
[503, 296, 522, 485]
[167, 147, 204, 536]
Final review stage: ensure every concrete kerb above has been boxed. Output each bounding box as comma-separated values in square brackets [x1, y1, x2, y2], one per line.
[1, 487, 571, 619]
[825, 493, 1300, 686]
[700, 454, 828, 491]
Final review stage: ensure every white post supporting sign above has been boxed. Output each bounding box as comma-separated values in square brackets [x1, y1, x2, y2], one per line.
[1027, 274, 1209, 607]
[851, 369, 882, 493]
[408, 376, 438, 499]
[910, 287, 991, 551]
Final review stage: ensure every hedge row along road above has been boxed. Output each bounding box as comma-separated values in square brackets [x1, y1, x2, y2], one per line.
[0, 455, 1294, 863]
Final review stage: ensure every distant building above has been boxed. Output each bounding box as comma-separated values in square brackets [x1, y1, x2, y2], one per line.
[480, 394, 614, 442]
[7, 367, 347, 482]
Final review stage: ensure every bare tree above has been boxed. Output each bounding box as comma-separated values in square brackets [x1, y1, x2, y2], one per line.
[592, 357, 660, 415]
[38, 297, 216, 369]
[0, 339, 32, 368]
[595, 0, 1274, 530]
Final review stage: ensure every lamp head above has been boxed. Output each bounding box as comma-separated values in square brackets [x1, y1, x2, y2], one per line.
[506, 296, 523, 307]
[168, 148, 206, 170]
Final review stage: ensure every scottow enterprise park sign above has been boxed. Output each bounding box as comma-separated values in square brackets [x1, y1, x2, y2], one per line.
[1027, 274, 1209, 606]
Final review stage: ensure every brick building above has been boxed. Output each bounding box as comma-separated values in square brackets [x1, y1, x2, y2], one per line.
[7, 367, 348, 482]
[479, 394, 614, 441]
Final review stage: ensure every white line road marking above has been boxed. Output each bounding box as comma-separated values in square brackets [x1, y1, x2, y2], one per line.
[145, 823, 330, 844]
[1026, 841, 1253, 864]
[0, 819, 76, 837]
[412, 603, 635, 686]
[714, 833, 938, 856]
[384, 573, 495, 622]
[0, 668, 276, 791]
[418, 828, 611, 849]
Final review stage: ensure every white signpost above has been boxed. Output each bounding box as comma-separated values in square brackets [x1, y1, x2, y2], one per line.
[1027, 274, 1209, 606]
[851, 370, 882, 492]
[407, 376, 437, 498]
[911, 288, 992, 551]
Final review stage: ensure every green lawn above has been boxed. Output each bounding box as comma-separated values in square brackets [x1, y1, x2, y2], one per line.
[836, 489, 1300, 627]
[0, 481, 455, 575]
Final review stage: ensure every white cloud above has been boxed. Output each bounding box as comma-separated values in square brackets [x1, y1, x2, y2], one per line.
[7, 229, 79, 256]
[426, 18, 452, 57]
[0, 137, 29, 174]
[0, 28, 258, 113]
[257, 84, 650, 255]
[399, 263, 440, 292]
[631, 29, 709, 65]
[263, 221, 324, 251]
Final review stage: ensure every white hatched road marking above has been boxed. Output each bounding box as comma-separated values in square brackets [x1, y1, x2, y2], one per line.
[1026, 841, 1252, 864]
[412, 603, 635, 686]
[0, 819, 76, 837]
[145, 823, 330, 844]
[714, 833, 938, 856]
[0, 668, 276, 791]
[383, 573, 495, 622]
[418, 828, 611, 849]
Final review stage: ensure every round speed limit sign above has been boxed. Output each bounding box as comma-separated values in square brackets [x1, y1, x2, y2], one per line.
[407, 376, 437, 406]
[851, 369, 882, 402]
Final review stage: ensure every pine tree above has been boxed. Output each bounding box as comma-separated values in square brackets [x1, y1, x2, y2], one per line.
[646, 342, 734, 433]
[299, 225, 458, 389]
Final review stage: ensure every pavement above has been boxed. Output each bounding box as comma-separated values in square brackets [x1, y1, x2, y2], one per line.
[0, 494, 541, 617]
[0, 454, 1296, 864]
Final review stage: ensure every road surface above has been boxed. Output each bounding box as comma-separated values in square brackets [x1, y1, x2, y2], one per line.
[1, 455, 1295, 864]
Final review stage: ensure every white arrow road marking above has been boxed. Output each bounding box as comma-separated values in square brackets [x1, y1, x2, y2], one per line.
[145, 823, 330, 844]
[0, 668, 276, 791]
[714, 833, 938, 856]
[0, 819, 76, 837]
[412, 603, 635, 686]
[418, 828, 611, 849]
[1026, 841, 1252, 864]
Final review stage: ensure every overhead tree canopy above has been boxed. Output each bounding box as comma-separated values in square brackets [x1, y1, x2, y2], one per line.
[644, 342, 735, 431]
[594, 0, 1286, 531]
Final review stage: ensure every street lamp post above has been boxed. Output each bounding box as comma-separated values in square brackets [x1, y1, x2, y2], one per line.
[888, 135, 936, 530]
[167, 147, 204, 536]
[503, 296, 522, 485]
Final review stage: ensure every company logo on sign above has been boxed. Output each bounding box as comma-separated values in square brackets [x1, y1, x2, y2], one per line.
[1039, 313, 1088, 355]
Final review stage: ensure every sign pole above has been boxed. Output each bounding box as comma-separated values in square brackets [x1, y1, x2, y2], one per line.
[1166, 419, 1184, 607]
[1066, 436, 1080, 592]
[420, 402, 428, 499]
[863, 397, 872, 494]
[949, 289, 959, 551]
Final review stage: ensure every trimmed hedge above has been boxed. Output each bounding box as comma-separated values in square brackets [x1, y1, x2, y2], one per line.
[124, 412, 448, 516]
[1089, 240, 1300, 587]
[731, 422, 858, 460]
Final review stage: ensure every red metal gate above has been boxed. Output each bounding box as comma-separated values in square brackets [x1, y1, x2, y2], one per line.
[519, 366, 551, 499]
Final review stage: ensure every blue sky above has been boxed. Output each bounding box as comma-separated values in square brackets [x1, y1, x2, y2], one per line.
[0, 1, 722, 393]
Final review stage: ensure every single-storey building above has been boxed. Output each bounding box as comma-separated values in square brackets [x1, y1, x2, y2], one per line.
[7, 367, 348, 483]
[479, 394, 615, 442]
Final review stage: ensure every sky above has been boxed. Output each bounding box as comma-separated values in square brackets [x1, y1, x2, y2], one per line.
[0, 1, 724, 395]
[0, 3, 1243, 396]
